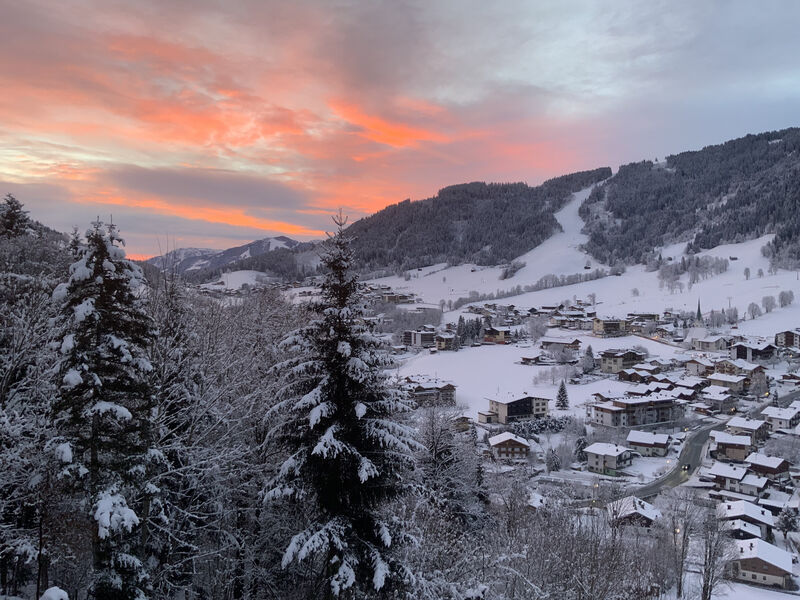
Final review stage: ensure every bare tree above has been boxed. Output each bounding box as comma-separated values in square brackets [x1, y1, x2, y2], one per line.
[747, 302, 762, 319]
[762, 295, 776, 313]
[527, 315, 548, 341]
[697, 510, 734, 600]
[655, 489, 700, 598]
[744, 267, 750, 280]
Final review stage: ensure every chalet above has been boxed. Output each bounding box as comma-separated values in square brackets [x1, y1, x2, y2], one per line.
[478, 393, 549, 424]
[483, 326, 512, 344]
[618, 369, 655, 383]
[711, 431, 752, 461]
[539, 337, 581, 352]
[584, 443, 633, 476]
[592, 318, 627, 337]
[586, 394, 682, 428]
[781, 372, 800, 386]
[718, 500, 775, 539]
[599, 349, 647, 374]
[520, 354, 556, 366]
[626, 382, 671, 396]
[706, 372, 747, 394]
[686, 357, 715, 376]
[434, 332, 456, 351]
[626, 431, 670, 457]
[775, 329, 800, 348]
[606, 496, 661, 529]
[761, 406, 800, 430]
[730, 341, 777, 362]
[488, 432, 530, 461]
[702, 385, 737, 414]
[724, 519, 762, 540]
[402, 376, 457, 407]
[692, 336, 730, 352]
[746, 453, 790, 481]
[708, 462, 767, 497]
[730, 539, 793, 589]
[726, 417, 770, 445]
[714, 359, 768, 391]
[671, 375, 706, 391]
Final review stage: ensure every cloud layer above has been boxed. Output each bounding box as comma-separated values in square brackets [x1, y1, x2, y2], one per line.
[2, 0, 800, 256]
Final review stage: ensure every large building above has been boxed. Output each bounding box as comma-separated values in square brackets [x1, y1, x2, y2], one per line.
[402, 376, 456, 407]
[775, 329, 800, 348]
[586, 394, 682, 428]
[599, 349, 647, 374]
[478, 392, 550, 424]
[592, 318, 628, 337]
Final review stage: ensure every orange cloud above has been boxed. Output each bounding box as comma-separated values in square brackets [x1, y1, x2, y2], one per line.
[329, 100, 450, 148]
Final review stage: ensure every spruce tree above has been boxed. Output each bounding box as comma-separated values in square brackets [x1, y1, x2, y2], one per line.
[556, 380, 569, 410]
[53, 220, 155, 600]
[0, 194, 31, 238]
[267, 214, 418, 597]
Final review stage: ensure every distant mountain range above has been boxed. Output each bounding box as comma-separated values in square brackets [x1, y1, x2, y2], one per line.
[147, 236, 302, 275]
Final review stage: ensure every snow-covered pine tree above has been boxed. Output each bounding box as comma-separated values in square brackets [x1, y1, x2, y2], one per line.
[0, 194, 31, 238]
[267, 214, 419, 597]
[556, 381, 569, 410]
[52, 220, 155, 600]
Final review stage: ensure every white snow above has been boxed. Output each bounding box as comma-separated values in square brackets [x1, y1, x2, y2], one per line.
[62, 369, 83, 388]
[54, 442, 72, 464]
[200, 270, 268, 290]
[73, 298, 95, 323]
[39, 587, 69, 600]
[87, 401, 133, 421]
[93, 490, 139, 539]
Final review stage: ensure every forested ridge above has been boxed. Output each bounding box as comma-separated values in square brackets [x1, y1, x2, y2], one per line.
[580, 127, 800, 266]
[344, 168, 611, 272]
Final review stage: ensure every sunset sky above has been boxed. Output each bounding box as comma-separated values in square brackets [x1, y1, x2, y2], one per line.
[2, 1, 800, 258]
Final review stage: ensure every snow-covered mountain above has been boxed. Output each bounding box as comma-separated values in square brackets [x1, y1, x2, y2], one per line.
[147, 235, 301, 275]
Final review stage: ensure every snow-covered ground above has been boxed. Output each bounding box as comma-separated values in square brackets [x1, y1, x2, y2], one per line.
[200, 270, 272, 290]
[397, 332, 688, 419]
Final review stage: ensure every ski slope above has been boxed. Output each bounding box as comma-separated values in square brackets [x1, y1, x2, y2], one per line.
[366, 186, 602, 305]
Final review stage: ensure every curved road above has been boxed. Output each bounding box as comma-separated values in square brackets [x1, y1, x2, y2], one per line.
[634, 420, 724, 499]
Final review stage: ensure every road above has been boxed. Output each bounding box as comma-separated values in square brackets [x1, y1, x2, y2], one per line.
[635, 420, 724, 499]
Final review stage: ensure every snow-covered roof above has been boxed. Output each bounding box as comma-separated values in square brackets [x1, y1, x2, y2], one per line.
[584, 443, 630, 457]
[539, 336, 580, 344]
[631, 363, 659, 371]
[710, 431, 751, 446]
[762, 406, 800, 421]
[720, 358, 762, 372]
[723, 519, 761, 538]
[732, 341, 776, 351]
[702, 385, 731, 396]
[741, 474, 768, 489]
[718, 500, 775, 526]
[707, 373, 746, 383]
[673, 376, 705, 387]
[606, 496, 661, 523]
[709, 461, 748, 481]
[687, 357, 715, 366]
[734, 539, 793, 574]
[488, 432, 530, 447]
[626, 430, 670, 446]
[727, 416, 767, 431]
[488, 390, 549, 404]
[746, 453, 787, 470]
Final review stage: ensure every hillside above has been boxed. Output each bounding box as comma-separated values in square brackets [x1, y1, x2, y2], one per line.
[148, 235, 303, 275]
[345, 167, 612, 272]
[580, 127, 800, 267]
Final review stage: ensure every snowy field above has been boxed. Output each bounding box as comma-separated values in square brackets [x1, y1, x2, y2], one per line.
[397, 332, 688, 419]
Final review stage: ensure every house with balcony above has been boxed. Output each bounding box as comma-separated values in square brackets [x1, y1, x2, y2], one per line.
[584, 443, 633, 476]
